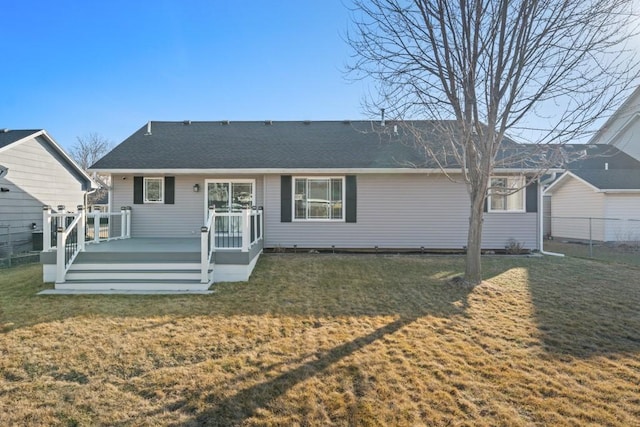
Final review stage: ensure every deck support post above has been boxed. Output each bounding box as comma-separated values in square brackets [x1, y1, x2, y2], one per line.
[77, 206, 86, 252]
[126, 207, 132, 238]
[201, 226, 209, 283]
[242, 208, 250, 252]
[120, 207, 127, 239]
[56, 226, 66, 283]
[43, 205, 52, 251]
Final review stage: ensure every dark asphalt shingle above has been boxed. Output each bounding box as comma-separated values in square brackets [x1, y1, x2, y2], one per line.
[572, 169, 640, 190]
[91, 120, 526, 170]
[0, 130, 40, 150]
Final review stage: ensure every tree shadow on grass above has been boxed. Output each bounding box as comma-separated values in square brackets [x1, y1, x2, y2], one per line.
[170, 316, 418, 426]
[527, 259, 640, 357]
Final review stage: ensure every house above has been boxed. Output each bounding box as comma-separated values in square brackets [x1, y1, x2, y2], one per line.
[587, 85, 640, 161]
[0, 129, 96, 258]
[41, 120, 548, 291]
[544, 146, 640, 242]
[543, 84, 640, 242]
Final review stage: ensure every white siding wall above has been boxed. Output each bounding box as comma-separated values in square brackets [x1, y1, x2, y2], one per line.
[264, 174, 538, 250]
[0, 136, 86, 253]
[111, 174, 264, 238]
[595, 91, 640, 161]
[603, 193, 640, 241]
[549, 178, 605, 241]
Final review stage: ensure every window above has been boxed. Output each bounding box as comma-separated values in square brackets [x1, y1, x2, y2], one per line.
[488, 176, 525, 212]
[144, 177, 164, 203]
[294, 177, 344, 220]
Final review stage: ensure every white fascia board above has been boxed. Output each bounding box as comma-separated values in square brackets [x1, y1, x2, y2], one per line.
[599, 189, 640, 193]
[587, 85, 640, 145]
[544, 171, 601, 194]
[0, 130, 42, 154]
[90, 167, 554, 175]
[0, 130, 98, 189]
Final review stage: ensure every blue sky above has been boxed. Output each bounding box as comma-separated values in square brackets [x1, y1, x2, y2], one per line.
[1, 1, 370, 150]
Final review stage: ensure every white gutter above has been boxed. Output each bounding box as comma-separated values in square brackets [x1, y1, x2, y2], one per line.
[538, 173, 564, 257]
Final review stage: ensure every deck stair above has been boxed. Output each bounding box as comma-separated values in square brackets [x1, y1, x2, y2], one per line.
[56, 250, 213, 291]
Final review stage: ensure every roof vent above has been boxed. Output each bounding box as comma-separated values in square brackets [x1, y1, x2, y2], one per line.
[221, 120, 230, 125]
[303, 120, 312, 125]
[183, 120, 192, 125]
[144, 121, 152, 136]
[380, 108, 385, 126]
[0, 129, 9, 133]
[342, 120, 351, 124]
[264, 120, 272, 125]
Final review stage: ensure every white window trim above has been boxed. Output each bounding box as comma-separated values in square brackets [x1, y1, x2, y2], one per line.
[203, 178, 256, 221]
[292, 176, 346, 222]
[487, 176, 526, 213]
[143, 177, 164, 204]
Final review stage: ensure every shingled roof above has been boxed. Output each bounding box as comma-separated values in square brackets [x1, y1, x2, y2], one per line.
[572, 169, 640, 190]
[0, 129, 42, 150]
[91, 120, 531, 171]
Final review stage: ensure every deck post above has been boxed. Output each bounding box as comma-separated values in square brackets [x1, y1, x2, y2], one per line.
[56, 225, 66, 283]
[201, 226, 209, 283]
[126, 207, 132, 238]
[209, 207, 216, 252]
[242, 208, 250, 251]
[120, 207, 127, 239]
[42, 205, 52, 251]
[94, 211, 101, 243]
[253, 207, 258, 244]
[77, 206, 86, 252]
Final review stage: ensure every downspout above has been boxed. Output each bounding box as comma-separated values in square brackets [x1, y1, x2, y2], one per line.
[538, 173, 564, 257]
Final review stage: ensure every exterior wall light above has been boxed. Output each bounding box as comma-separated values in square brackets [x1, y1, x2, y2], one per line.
[193, 184, 200, 192]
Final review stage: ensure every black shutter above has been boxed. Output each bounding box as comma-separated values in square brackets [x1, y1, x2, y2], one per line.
[281, 175, 292, 222]
[133, 176, 143, 204]
[483, 197, 488, 213]
[345, 175, 357, 223]
[526, 181, 538, 213]
[164, 176, 175, 204]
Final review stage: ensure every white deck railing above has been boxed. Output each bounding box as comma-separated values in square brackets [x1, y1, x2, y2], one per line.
[42, 205, 132, 251]
[200, 207, 264, 283]
[42, 205, 132, 282]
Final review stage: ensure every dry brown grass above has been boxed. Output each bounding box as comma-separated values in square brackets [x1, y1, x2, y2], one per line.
[1, 254, 639, 426]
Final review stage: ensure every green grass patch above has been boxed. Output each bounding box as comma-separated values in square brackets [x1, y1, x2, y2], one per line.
[1, 254, 639, 425]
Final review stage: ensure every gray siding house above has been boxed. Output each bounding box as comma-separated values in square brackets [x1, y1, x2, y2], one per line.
[0, 129, 95, 257]
[91, 120, 543, 251]
[39, 120, 547, 292]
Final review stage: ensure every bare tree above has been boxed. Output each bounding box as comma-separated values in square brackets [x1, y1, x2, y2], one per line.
[347, 0, 639, 285]
[71, 133, 113, 208]
[70, 133, 113, 171]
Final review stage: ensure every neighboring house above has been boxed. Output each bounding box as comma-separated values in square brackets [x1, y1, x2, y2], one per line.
[0, 129, 96, 257]
[544, 145, 640, 242]
[587, 86, 640, 161]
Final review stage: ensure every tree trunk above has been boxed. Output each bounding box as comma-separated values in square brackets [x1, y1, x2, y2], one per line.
[464, 193, 485, 286]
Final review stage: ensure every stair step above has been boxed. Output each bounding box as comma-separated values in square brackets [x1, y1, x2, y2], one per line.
[69, 263, 204, 270]
[66, 269, 211, 281]
[56, 279, 212, 291]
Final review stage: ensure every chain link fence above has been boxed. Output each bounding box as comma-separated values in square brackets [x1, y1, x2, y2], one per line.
[545, 216, 640, 266]
[0, 224, 41, 268]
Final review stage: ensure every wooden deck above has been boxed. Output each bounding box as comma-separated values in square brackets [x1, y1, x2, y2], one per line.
[40, 237, 263, 291]
[84, 237, 201, 253]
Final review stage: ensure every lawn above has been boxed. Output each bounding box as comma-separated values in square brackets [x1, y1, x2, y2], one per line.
[1, 254, 639, 426]
[545, 240, 640, 267]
